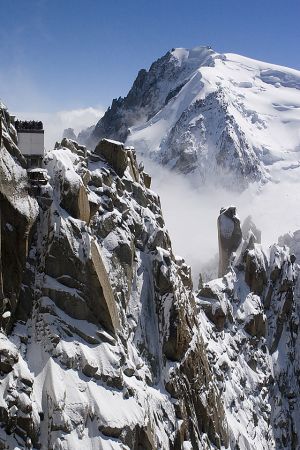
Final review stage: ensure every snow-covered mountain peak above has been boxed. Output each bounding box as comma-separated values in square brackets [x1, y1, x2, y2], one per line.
[81, 45, 300, 191]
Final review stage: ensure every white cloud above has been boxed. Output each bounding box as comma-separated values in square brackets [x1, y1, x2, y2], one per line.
[142, 157, 300, 285]
[55, 107, 105, 133]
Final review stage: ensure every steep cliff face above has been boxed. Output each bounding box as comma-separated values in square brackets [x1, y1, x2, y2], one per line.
[1, 103, 300, 450]
[0, 104, 39, 331]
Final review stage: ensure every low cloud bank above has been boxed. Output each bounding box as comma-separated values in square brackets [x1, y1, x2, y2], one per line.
[143, 158, 300, 284]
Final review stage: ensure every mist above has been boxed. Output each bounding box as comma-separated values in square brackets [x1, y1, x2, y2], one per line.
[142, 158, 300, 284]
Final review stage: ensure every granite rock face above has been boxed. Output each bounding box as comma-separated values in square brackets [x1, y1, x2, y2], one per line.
[0, 105, 39, 332]
[217, 206, 242, 277]
[94, 139, 129, 177]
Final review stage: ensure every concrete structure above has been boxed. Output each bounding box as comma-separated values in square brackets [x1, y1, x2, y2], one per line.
[15, 120, 44, 168]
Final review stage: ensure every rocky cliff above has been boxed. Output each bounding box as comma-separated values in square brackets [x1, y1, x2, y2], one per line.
[1, 103, 300, 449]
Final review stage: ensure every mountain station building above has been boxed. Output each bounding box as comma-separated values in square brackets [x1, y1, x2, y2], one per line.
[15, 120, 45, 168]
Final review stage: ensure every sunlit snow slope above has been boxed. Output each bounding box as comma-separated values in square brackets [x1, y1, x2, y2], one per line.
[126, 47, 300, 189]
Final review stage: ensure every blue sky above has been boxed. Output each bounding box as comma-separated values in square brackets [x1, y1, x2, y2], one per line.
[0, 0, 299, 115]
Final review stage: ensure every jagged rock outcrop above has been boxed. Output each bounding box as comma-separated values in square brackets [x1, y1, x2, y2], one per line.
[198, 213, 299, 449]
[94, 139, 129, 177]
[242, 215, 262, 245]
[0, 104, 39, 332]
[50, 138, 90, 222]
[217, 206, 242, 277]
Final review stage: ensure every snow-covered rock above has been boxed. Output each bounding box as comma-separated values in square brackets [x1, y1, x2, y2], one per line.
[198, 236, 298, 449]
[1, 101, 300, 449]
[0, 104, 227, 449]
[217, 206, 242, 277]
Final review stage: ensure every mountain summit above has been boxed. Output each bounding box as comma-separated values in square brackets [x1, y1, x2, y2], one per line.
[81, 46, 300, 190]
